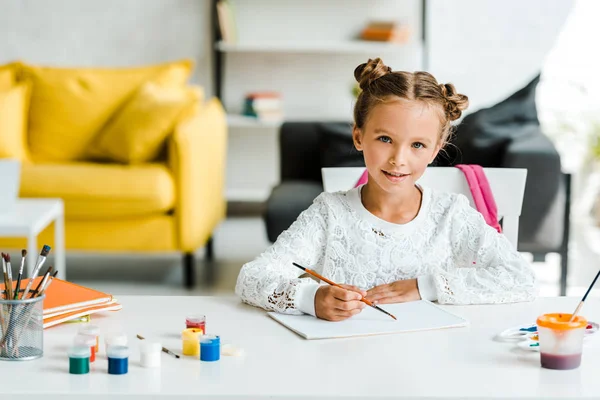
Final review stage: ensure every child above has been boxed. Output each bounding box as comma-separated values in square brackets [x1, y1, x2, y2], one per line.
[235, 58, 537, 321]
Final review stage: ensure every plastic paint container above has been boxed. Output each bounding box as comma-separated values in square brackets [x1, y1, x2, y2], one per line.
[200, 335, 220, 362]
[105, 332, 128, 351]
[185, 315, 206, 332]
[182, 328, 203, 356]
[68, 346, 91, 374]
[78, 324, 100, 352]
[107, 345, 129, 375]
[140, 341, 162, 368]
[74, 333, 97, 363]
[537, 313, 587, 370]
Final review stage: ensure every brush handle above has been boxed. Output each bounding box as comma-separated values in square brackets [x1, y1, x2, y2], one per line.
[13, 273, 22, 300]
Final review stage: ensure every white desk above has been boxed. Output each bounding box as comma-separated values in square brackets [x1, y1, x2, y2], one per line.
[1, 295, 600, 399]
[0, 199, 65, 280]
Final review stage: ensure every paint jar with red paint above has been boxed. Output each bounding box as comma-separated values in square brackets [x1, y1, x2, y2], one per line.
[74, 333, 97, 363]
[185, 315, 206, 333]
[537, 313, 587, 370]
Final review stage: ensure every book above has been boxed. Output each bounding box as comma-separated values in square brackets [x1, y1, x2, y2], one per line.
[43, 302, 123, 329]
[268, 300, 468, 340]
[2, 277, 115, 315]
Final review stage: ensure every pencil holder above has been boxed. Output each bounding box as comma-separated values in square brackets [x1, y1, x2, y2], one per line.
[0, 295, 44, 361]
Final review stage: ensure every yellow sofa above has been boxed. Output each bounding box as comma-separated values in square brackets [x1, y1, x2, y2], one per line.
[0, 60, 227, 287]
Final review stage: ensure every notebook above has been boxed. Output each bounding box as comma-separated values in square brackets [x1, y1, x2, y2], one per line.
[2, 277, 114, 315]
[268, 300, 469, 340]
[43, 301, 123, 328]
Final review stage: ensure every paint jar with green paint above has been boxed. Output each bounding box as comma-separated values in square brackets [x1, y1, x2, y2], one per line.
[68, 345, 91, 374]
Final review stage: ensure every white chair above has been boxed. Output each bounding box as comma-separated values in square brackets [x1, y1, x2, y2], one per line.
[321, 167, 527, 248]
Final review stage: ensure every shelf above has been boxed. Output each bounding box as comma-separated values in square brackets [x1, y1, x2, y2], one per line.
[216, 40, 421, 55]
[227, 114, 283, 128]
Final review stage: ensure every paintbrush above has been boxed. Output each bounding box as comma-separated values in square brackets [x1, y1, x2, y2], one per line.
[21, 245, 51, 299]
[1, 253, 9, 300]
[37, 270, 58, 297]
[13, 250, 26, 300]
[292, 262, 397, 321]
[31, 266, 53, 298]
[569, 268, 600, 322]
[136, 334, 180, 358]
[4, 253, 13, 300]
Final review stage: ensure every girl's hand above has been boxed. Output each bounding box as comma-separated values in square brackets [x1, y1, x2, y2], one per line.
[315, 284, 367, 322]
[365, 279, 421, 304]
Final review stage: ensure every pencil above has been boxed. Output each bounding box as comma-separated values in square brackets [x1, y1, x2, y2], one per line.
[136, 334, 180, 358]
[292, 262, 397, 320]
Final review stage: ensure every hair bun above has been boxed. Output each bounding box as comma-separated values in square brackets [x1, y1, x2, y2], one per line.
[440, 83, 469, 121]
[354, 58, 392, 91]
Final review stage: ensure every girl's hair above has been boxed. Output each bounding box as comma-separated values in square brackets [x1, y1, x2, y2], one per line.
[353, 58, 469, 147]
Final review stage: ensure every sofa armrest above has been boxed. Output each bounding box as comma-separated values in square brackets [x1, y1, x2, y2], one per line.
[168, 98, 227, 252]
[502, 132, 565, 250]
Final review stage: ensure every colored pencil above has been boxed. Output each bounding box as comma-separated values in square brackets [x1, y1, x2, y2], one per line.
[292, 262, 397, 320]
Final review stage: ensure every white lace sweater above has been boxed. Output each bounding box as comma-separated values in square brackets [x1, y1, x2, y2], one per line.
[235, 185, 537, 316]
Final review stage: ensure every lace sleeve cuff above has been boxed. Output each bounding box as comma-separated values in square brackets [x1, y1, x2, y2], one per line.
[417, 274, 438, 302]
[295, 283, 321, 317]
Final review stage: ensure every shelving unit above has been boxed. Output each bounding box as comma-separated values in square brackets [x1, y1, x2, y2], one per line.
[211, 0, 428, 202]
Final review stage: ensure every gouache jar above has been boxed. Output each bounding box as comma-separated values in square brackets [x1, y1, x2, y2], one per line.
[105, 332, 127, 352]
[140, 341, 162, 368]
[185, 315, 206, 332]
[182, 328, 203, 356]
[74, 333, 97, 363]
[537, 313, 587, 370]
[68, 345, 91, 374]
[200, 335, 220, 362]
[78, 324, 100, 352]
[107, 345, 129, 375]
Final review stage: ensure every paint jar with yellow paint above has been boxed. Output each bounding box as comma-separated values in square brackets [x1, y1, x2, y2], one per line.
[181, 328, 203, 356]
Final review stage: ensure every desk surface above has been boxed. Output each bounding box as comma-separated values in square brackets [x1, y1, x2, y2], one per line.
[2, 295, 599, 399]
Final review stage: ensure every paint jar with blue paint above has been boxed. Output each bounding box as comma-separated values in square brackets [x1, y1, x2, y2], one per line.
[107, 345, 129, 375]
[68, 345, 91, 374]
[200, 335, 220, 362]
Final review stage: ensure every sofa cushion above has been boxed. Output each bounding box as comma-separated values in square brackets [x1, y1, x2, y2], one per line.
[0, 82, 31, 160]
[21, 59, 193, 162]
[20, 162, 176, 219]
[88, 82, 197, 164]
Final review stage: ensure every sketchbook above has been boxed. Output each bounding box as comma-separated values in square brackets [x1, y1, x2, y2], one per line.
[268, 300, 469, 340]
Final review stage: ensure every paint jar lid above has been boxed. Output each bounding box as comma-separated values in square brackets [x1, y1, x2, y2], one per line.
[105, 332, 128, 345]
[68, 345, 91, 358]
[140, 341, 162, 354]
[74, 333, 96, 347]
[107, 345, 129, 359]
[186, 315, 206, 323]
[78, 324, 100, 336]
[182, 328, 203, 340]
[200, 335, 220, 344]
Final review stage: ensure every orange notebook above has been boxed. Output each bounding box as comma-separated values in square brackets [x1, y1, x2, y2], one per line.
[43, 302, 123, 329]
[2, 277, 114, 315]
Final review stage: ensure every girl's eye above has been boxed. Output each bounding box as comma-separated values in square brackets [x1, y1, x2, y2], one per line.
[378, 136, 392, 144]
[412, 142, 425, 149]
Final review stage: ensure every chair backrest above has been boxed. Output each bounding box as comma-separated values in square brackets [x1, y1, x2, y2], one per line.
[321, 167, 527, 248]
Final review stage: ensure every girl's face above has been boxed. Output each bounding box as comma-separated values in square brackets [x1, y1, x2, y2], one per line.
[353, 100, 442, 195]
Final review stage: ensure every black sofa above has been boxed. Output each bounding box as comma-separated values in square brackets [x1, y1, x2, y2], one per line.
[264, 76, 571, 295]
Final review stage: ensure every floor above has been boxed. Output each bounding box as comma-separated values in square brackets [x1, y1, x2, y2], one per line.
[39, 215, 600, 299]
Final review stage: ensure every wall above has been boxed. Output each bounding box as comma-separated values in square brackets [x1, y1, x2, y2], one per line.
[0, 0, 212, 94]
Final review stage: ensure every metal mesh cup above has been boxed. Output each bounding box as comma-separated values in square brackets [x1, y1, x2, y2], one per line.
[0, 294, 44, 361]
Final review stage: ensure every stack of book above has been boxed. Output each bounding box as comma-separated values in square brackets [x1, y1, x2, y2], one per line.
[5, 277, 122, 328]
[242, 92, 284, 122]
[360, 21, 411, 43]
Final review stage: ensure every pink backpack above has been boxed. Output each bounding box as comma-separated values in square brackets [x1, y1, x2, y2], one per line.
[353, 165, 502, 233]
